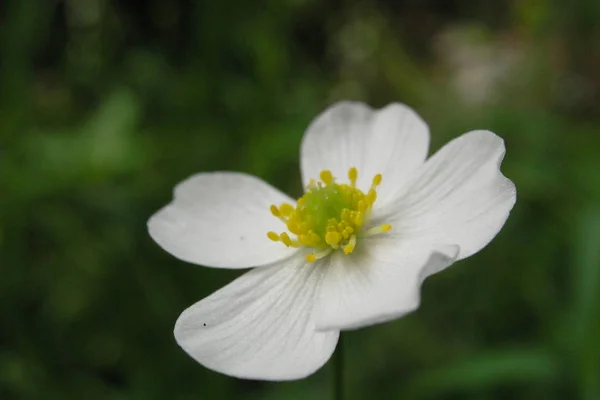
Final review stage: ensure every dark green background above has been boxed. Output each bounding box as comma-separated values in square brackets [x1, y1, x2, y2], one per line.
[1, 0, 599, 399]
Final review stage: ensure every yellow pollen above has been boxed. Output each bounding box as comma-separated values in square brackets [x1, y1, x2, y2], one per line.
[280, 232, 293, 247]
[279, 203, 294, 217]
[325, 231, 342, 248]
[363, 223, 393, 237]
[348, 167, 358, 187]
[270, 205, 280, 217]
[319, 170, 334, 185]
[343, 235, 357, 254]
[372, 174, 382, 186]
[267, 167, 391, 260]
[267, 231, 280, 241]
[306, 249, 332, 263]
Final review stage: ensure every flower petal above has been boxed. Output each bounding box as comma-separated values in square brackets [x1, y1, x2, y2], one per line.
[300, 102, 429, 203]
[174, 253, 339, 380]
[314, 239, 458, 331]
[148, 172, 297, 269]
[378, 130, 516, 260]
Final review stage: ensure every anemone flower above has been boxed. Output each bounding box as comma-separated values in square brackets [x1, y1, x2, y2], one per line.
[148, 102, 516, 381]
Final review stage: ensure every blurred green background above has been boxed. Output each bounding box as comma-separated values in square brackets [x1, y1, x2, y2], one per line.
[1, 0, 599, 399]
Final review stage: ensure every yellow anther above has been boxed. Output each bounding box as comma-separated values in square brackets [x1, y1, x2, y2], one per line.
[306, 248, 332, 263]
[325, 231, 342, 247]
[357, 200, 367, 212]
[279, 203, 294, 217]
[348, 167, 358, 187]
[372, 174, 382, 186]
[308, 231, 321, 245]
[287, 220, 301, 235]
[267, 231, 280, 242]
[302, 232, 319, 247]
[270, 205, 280, 217]
[354, 212, 363, 227]
[343, 235, 357, 254]
[341, 209, 350, 220]
[280, 232, 293, 247]
[298, 234, 310, 246]
[320, 170, 334, 185]
[363, 223, 393, 237]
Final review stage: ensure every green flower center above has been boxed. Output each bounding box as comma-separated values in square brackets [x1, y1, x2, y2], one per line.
[267, 168, 391, 262]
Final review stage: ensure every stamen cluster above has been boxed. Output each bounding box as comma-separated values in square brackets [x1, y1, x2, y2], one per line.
[268, 167, 391, 262]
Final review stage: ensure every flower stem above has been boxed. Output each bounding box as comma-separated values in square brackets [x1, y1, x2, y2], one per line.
[333, 333, 344, 400]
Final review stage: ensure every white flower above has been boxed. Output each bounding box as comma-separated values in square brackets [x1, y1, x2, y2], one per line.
[148, 102, 516, 381]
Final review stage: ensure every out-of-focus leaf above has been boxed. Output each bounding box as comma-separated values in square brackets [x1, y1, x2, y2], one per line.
[410, 348, 559, 395]
[569, 207, 600, 399]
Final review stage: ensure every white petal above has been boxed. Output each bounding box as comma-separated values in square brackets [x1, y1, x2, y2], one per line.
[314, 238, 458, 331]
[174, 253, 339, 380]
[148, 172, 297, 269]
[379, 130, 516, 260]
[300, 102, 429, 203]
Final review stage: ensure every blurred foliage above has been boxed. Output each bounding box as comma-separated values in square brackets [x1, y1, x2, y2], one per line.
[1, 0, 599, 399]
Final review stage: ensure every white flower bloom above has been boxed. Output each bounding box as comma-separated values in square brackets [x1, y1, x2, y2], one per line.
[148, 102, 517, 381]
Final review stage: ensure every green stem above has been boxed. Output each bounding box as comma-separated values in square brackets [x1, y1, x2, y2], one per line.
[333, 333, 344, 400]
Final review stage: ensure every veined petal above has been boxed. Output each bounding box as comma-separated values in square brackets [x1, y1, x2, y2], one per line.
[300, 102, 429, 203]
[379, 130, 516, 260]
[148, 172, 297, 269]
[314, 238, 459, 331]
[174, 253, 339, 380]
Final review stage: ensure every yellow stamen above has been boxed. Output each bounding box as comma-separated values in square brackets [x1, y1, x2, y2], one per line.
[348, 167, 358, 187]
[313, 231, 323, 242]
[354, 212, 363, 227]
[267, 231, 280, 241]
[357, 200, 367, 212]
[366, 189, 377, 205]
[325, 231, 342, 248]
[270, 205, 280, 217]
[280, 232, 293, 247]
[266, 167, 391, 260]
[319, 170, 334, 185]
[343, 235, 357, 254]
[306, 248, 332, 263]
[279, 203, 294, 217]
[363, 223, 392, 237]
[372, 174, 382, 187]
